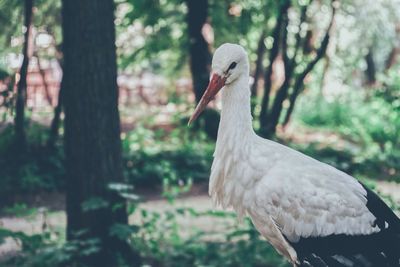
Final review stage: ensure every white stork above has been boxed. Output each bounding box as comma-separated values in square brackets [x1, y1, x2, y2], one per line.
[189, 43, 400, 267]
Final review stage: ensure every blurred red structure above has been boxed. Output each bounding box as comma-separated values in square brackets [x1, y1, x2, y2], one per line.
[25, 58, 61, 108]
[0, 58, 192, 110]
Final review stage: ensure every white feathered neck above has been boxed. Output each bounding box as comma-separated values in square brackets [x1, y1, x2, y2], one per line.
[210, 72, 259, 214]
[218, 75, 254, 143]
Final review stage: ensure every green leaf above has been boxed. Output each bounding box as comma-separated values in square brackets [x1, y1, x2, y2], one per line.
[81, 197, 110, 212]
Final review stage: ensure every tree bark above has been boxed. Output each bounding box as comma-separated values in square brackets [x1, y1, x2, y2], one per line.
[61, 1, 140, 266]
[259, 0, 291, 136]
[14, 0, 33, 151]
[186, 0, 211, 103]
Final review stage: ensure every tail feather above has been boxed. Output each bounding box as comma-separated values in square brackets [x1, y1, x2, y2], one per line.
[301, 251, 399, 267]
[299, 254, 347, 267]
[294, 230, 400, 267]
[323, 256, 350, 267]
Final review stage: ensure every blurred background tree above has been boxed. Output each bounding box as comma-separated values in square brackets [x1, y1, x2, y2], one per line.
[14, 0, 33, 152]
[0, 0, 399, 266]
[61, 0, 140, 266]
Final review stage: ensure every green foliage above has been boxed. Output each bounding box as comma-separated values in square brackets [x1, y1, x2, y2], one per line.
[109, 183, 140, 203]
[1, 227, 101, 267]
[122, 124, 214, 187]
[293, 143, 356, 173]
[0, 0, 23, 56]
[295, 66, 400, 180]
[0, 124, 64, 201]
[0, 228, 49, 256]
[117, 0, 277, 74]
[0, 67, 9, 80]
[133, 206, 289, 267]
[1, 183, 399, 267]
[376, 67, 400, 104]
[110, 223, 139, 241]
[81, 197, 110, 212]
[209, 0, 274, 50]
[0, 0, 61, 68]
[333, 0, 400, 82]
[0, 76, 15, 122]
[0, 205, 289, 267]
[1, 203, 37, 217]
[0, 115, 214, 200]
[298, 96, 353, 128]
[116, 0, 187, 74]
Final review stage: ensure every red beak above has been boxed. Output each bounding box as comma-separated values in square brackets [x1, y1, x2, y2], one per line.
[188, 73, 226, 125]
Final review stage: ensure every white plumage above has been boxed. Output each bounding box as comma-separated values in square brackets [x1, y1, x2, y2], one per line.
[189, 43, 400, 267]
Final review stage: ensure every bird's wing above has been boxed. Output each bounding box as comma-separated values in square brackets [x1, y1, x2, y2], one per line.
[291, 184, 400, 267]
[250, 140, 400, 266]
[252, 141, 378, 242]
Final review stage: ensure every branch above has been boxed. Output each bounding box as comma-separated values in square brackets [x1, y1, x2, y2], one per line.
[282, 1, 311, 83]
[283, 0, 337, 127]
[263, 3, 301, 136]
[291, 3, 310, 65]
[250, 29, 267, 115]
[298, 1, 336, 81]
[281, 10, 290, 72]
[259, 0, 291, 132]
[251, 29, 267, 98]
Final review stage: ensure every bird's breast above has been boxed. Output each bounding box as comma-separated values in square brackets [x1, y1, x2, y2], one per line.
[209, 150, 261, 219]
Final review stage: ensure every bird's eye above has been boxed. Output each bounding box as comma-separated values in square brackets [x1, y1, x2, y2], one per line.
[228, 62, 237, 70]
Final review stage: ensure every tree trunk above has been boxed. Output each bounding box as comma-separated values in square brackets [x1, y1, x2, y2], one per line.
[47, 83, 63, 148]
[364, 48, 376, 85]
[250, 29, 266, 115]
[263, 8, 292, 137]
[47, 44, 64, 149]
[14, 0, 33, 151]
[319, 55, 330, 94]
[303, 29, 314, 55]
[61, 1, 140, 266]
[282, 79, 305, 127]
[385, 46, 399, 71]
[186, 0, 211, 103]
[259, 0, 291, 136]
[385, 24, 400, 71]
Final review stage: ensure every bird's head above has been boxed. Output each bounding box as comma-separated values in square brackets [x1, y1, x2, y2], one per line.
[188, 43, 248, 125]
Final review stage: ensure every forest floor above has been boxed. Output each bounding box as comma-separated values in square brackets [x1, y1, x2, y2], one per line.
[0, 180, 399, 262]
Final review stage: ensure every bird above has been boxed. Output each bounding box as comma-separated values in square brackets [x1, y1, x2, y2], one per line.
[188, 43, 400, 267]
